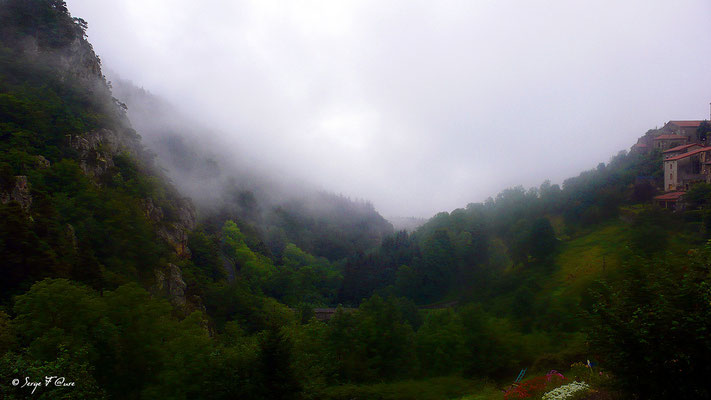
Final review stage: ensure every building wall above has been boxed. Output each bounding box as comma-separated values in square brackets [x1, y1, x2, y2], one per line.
[665, 160, 678, 191]
[660, 123, 702, 144]
[675, 126, 700, 143]
[702, 152, 711, 184]
[674, 155, 706, 190]
[655, 139, 688, 151]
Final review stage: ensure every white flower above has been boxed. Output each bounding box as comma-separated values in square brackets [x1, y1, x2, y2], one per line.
[541, 381, 590, 400]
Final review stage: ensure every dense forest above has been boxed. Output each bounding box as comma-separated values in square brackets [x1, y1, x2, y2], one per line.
[1, 1, 710, 399]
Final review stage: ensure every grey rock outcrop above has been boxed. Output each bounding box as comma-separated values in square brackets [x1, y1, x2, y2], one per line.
[141, 198, 164, 223]
[67, 128, 139, 179]
[154, 263, 187, 308]
[35, 155, 51, 169]
[0, 176, 32, 211]
[144, 197, 196, 258]
[56, 37, 103, 83]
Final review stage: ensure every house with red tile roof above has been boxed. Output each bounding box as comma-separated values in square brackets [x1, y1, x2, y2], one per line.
[653, 191, 685, 210]
[631, 119, 708, 155]
[660, 120, 705, 143]
[662, 143, 703, 159]
[663, 146, 711, 191]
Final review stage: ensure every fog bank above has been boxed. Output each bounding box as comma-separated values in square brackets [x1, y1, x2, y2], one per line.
[67, 0, 711, 217]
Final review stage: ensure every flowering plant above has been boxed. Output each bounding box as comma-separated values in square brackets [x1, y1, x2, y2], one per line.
[541, 381, 590, 400]
[503, 371, 566, 399]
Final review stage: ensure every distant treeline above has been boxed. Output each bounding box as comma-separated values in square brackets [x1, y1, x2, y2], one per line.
[338, 148, 662, 306]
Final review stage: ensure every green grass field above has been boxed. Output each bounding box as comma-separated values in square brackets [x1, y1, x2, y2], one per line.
[551, 222, 630, 299]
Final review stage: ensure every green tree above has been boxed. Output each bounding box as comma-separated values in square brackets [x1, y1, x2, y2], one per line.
[258, 327, 302, 400]
[222, 220, 275, 286]
[528, 217, 558, 261]
[12, 279, 109, 362]
[419, 230, 456, 300]
[415, 309, 466, 376]
[0, 311, 16, 356]
[204, 331, 260, 400]
[395, 265, 421, 299]
[326, 296, 416, 383]
[99, 283, 175, 397]
[683, 183, 711, 210]
[587, 251, 711, 399]
[188, 229, 224, 281]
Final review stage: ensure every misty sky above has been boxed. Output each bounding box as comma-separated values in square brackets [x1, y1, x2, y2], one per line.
[66, 0, 711, 218]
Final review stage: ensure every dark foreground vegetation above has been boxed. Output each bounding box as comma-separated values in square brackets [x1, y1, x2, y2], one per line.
[1, 1, 710, 399]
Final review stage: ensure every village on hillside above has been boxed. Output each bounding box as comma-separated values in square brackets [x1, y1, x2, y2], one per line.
[631, 118, 711, 210]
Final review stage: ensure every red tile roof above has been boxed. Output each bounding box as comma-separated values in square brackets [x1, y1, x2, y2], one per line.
[665, 146, 711, 161]
[662, 143, 702, 153]
[654, 134, 688, 141]
[669, 120, 704, 127]
[654, 192, 685, 201]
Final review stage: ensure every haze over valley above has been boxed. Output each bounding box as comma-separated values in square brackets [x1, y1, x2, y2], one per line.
[67, 0, 711, 218]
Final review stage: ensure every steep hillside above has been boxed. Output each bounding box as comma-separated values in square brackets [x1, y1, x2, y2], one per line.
[0, 0, 199, 305]
[110, 77, 394, 261]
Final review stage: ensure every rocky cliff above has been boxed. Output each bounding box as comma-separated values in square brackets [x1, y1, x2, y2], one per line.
[1, 0, 198, 308]
[0, 175, 32, 211]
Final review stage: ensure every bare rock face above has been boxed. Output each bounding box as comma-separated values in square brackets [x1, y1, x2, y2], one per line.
[57, 37, 103, 83]
[144, 197, 195, 258]
[153, 263, 207, 317]
[0, 176, 32, 211]
[154, 263, 187, 308]
[20, 33, 103, 84]
[157, 226, 191, 258]
[141, 198, 164, 223]
[67, 128, 139, 180]
[175, 198, 198, 229]
[35, 155, 51, 169]
[19, 33, 109, 104]
[148, 197, 196, 259]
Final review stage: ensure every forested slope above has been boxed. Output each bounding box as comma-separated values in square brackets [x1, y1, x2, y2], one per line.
[110, 77, 394, 263]
[1, 2, 710, 399]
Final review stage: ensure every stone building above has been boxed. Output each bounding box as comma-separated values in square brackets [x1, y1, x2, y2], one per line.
[653, 134, 689, 151]
[663, 146, 711, 191]
[662, 143, 702, 159]
[635, 118, 710, 210]
[632, 120, 706, 154]
[659, 120, 705, 142]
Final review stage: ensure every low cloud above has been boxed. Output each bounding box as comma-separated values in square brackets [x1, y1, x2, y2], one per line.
[67, 0, 711, 217]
